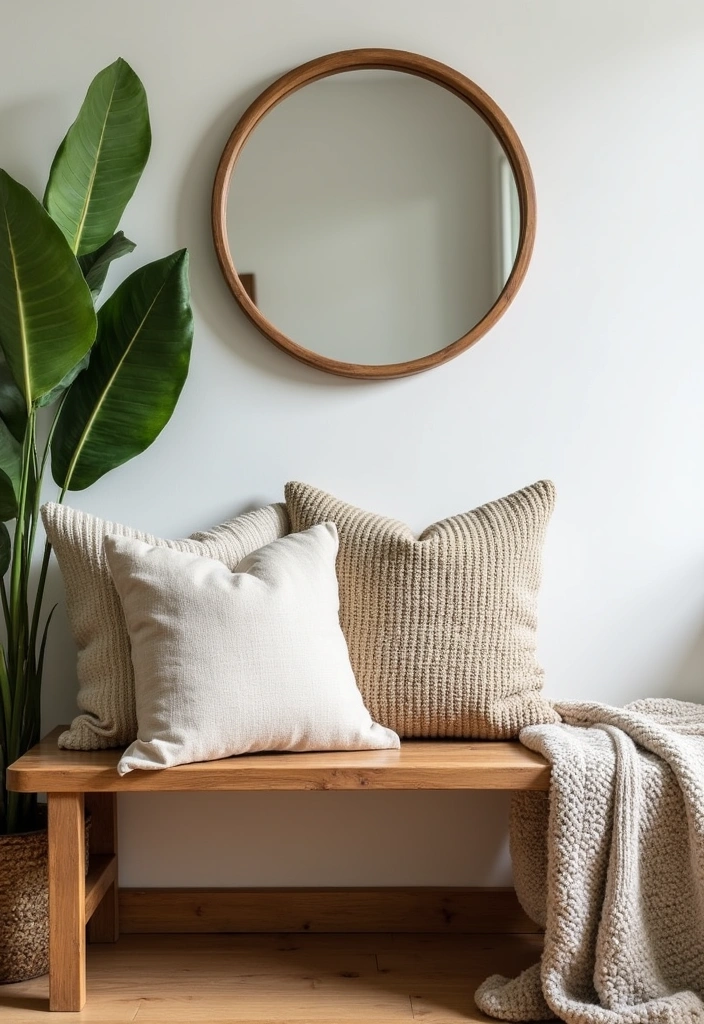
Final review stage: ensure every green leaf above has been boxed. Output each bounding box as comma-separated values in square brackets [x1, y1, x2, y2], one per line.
[0, 351, 26, 441]
[0, 170, 97, 410]
[35, 351, 91, 409]
[79, 231, 136, 300]
[0, 522, 9, 577]
[0, 471, 16, 522]
[44, 58, 151, 256]
[0, 418, 21, 520]
[51, 249, 192, 492]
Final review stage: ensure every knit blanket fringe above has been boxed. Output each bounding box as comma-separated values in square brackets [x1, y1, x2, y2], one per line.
[475, 699, 704, 1024]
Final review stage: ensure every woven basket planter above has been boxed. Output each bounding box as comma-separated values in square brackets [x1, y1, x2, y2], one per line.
[0, 811, 90, 984]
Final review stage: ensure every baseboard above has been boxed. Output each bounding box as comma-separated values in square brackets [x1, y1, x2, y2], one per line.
[119, 886, 539, 934]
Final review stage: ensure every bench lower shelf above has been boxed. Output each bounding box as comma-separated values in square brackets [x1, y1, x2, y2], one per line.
[85, 856, 117, 922]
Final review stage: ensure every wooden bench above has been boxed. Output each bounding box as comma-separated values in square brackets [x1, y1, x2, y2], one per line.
[7, 726, 550, 1012]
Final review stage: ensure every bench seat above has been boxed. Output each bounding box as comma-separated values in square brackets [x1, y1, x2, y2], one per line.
[8, 726, 551, 793]
[6, 727, 549, 1011]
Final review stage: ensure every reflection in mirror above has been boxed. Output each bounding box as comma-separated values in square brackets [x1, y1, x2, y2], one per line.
[227, 70, 519, 366]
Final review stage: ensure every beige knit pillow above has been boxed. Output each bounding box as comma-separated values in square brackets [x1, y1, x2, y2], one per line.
[41, 501, 289, 750]
[285, 480, 559, 739]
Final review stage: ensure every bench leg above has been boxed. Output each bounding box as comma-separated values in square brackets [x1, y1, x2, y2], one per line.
[48, 792, 86, 1011]
[86, 793, 119, 943]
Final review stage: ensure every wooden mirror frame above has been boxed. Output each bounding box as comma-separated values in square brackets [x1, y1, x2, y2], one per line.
[212, 48, 536, 380]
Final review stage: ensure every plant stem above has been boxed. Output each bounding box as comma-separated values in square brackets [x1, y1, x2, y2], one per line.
[9, 413, 33, 640]
[27, 540, 52, 684]
[6, 412, 36, 832]
[0, 646, 11, 748]
[0, 576, 9, 638]
[28, 400, 64, 668]
[4, 398, 69, 834]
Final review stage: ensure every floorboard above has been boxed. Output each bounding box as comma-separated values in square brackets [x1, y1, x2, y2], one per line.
[0, 932, 543, 1022]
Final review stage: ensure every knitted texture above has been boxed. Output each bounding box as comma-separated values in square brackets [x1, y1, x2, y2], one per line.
[41, 502, 290, 750]
[476, 700, 704, 1024]
[285, 480, 559, 739]
[0, 814, 90, 983]
[0, 826, 48, 983]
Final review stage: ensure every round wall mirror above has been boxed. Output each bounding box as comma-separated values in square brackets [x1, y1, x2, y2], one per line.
[213, 49, 536, 379]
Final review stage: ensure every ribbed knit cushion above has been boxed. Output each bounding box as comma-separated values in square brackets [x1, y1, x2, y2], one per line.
[41, 501, 289, 750]
[285, 481, 559, 739]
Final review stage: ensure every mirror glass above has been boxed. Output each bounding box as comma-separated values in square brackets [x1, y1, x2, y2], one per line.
[226, 70, 520, 366]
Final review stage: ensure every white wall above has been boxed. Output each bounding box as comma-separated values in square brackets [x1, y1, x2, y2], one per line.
[229, 73, 497, 363]
[2, 0, 703, 887]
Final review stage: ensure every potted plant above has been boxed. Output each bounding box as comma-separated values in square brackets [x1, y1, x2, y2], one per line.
[0, 57, 193, 982]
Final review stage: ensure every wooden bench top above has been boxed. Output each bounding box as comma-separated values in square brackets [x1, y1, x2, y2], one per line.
[7, 726, 550, 793]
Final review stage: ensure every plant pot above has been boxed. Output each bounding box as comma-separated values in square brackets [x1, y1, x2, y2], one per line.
[0, 809, 91, 984]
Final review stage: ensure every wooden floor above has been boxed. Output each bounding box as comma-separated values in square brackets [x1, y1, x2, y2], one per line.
[0, 932, 542, 1022]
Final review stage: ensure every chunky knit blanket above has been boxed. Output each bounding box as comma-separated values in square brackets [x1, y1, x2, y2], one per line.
[475, 699, 704, 1024]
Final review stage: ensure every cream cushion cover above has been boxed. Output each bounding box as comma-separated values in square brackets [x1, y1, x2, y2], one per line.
[285, 480, 559, 740]
[105, 524, 399, 774]
[41, 501, 289, 750]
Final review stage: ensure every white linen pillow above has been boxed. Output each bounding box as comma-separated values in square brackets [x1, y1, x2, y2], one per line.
[104, 524, 399, 774]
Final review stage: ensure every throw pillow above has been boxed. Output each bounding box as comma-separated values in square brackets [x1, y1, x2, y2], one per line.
[41, 501, 289, 750]
[285, 480, 559, 739]
[104, 524, 399, 773]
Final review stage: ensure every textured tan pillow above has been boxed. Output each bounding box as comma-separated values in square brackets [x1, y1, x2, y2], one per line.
[41, 501, 289, 750]
[285, 481, 559, 739]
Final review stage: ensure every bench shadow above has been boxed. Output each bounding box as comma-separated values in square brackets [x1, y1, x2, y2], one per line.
[0, 994, 49, 1012]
